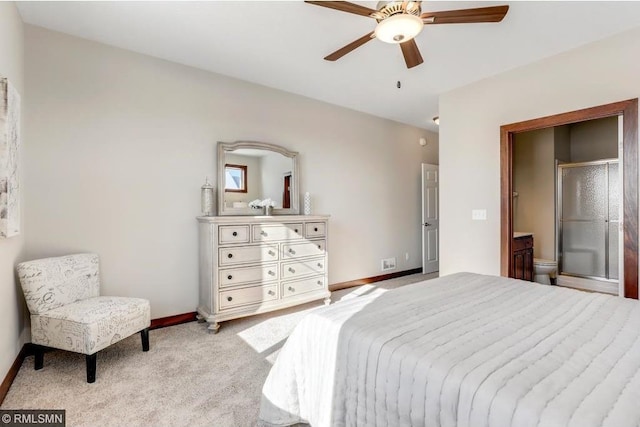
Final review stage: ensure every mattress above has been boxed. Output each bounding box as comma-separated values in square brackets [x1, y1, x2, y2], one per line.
[259, 272, 640, 427]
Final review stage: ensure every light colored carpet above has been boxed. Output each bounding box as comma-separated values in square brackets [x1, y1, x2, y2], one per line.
[1, 273, 435, 427]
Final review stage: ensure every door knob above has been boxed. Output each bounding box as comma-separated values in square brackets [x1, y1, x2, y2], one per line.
[424, 223, 431, 226]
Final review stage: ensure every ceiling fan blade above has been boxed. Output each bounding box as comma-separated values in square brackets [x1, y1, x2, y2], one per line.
[400, 39, 423, 69]
[421, 5, 509, 24]
[324, 32, 375, 61]
[305, 1, 377, 18]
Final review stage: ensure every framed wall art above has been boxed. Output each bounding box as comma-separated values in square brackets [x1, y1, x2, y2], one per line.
[0, 77, 20, 238]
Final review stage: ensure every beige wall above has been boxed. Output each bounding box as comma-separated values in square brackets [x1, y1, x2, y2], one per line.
[569, 116, 618, 162]
[0, 2, 25, 383]
[440, 26, 640, 276]
[24, 25, 438, 318]
[513, 128, 556, 261]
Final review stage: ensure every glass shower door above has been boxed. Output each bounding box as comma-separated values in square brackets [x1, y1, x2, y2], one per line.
[559, 162, 616, 280]
[608, 163, 619, 280]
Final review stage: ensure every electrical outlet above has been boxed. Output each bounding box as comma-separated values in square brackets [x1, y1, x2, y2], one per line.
[381, 257, 397, 271]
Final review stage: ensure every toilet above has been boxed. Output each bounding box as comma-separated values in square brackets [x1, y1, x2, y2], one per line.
[533, 258, 558, 285]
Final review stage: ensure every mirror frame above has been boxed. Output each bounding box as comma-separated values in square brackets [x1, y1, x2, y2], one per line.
[217, 141, 299, 216]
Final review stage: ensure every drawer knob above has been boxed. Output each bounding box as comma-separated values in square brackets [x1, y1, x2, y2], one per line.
[268, 270, 275, 276]
[232, 231, 238, 237]
[288, 267, 295, 273]
[268, 250, 275, 256]
[267, 290, 275, 296]
[318, 245, 321, 249]
[227, 275, 233, 280]
[317, 263, 323, 268]
[227, 253, 233, 259]
[294, 229, 299, 233]
[288, 286, 295, 292]
[288, 248, 295, 254]
[317, 280, 322, 286]
[261, 230, 267, 236]
[314, 227, 318, 232]
[227, 296, 233, 302]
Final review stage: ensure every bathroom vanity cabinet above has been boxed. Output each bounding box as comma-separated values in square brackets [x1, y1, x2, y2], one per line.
[512, 234, 534, 281]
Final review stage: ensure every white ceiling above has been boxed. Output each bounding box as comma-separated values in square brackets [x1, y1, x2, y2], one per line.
[16, 1, 640, 131]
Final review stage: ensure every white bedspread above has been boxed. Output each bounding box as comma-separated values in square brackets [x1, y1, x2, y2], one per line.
[259, 272, 640, 427]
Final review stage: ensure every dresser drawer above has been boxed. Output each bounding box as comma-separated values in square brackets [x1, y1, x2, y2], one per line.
[219, 225, 250, 244]
[219, 284, 278, 310]
[253, 223, 303, 242]
[282, 276, 325, 298]
[282, 240, 326, 260]
[282, 257, 326, 280]
[305, 222, 326, 238]
[219, 244, 279, 266]
[219, 264, 278, 288]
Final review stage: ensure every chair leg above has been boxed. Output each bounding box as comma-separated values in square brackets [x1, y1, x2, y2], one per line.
[34, 345, 44, 370]
[86, 353, 97, 383]
[140, 328, 150, 352]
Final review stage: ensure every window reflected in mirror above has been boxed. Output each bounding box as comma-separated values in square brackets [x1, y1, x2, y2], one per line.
[224, 164, 247, 193]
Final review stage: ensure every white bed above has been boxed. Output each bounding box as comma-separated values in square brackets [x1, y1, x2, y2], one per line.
[259, 272, 640, 427]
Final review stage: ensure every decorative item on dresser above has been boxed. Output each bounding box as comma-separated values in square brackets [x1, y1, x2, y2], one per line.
[303, 192, 312, 215]
[512, 232, 534, 281]
[200, 177, 214, 216]
[197, 215, 330, 333]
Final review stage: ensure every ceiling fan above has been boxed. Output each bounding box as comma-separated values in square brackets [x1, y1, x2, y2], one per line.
[305, 1, 509, 69]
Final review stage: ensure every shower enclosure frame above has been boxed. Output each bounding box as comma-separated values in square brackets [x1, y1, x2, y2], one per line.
[500, 98, 638, 299]
[556, 159, 620, 284]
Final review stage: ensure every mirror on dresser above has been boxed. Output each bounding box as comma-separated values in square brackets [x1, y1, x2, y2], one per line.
[217, 141, 299, 216]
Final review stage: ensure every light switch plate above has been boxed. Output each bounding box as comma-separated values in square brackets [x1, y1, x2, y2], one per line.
[472, 209, 487, 220]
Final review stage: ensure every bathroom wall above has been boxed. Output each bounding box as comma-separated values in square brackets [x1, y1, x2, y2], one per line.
[513, 128, 556, 260]
[569, 116, 618, 162]
[554, 126, 571, 162]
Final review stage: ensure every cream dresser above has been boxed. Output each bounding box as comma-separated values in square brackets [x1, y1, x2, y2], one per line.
[197, 215, 330, 333]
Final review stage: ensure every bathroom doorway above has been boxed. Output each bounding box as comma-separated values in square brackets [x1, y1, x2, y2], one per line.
[500, 99, 638, 298]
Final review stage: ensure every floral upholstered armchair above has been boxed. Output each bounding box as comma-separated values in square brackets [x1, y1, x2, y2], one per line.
[17, 253, 151, 383]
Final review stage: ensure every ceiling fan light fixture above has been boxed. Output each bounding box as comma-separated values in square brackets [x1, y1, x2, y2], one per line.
[374, 14, 424, 44]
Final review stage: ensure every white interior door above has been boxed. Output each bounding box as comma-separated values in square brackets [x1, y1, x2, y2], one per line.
[422, 164, 439, 274]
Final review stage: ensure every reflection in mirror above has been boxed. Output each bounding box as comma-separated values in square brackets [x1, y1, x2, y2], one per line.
[218, 142, 299, 215]
[224, 164, 247, 193]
